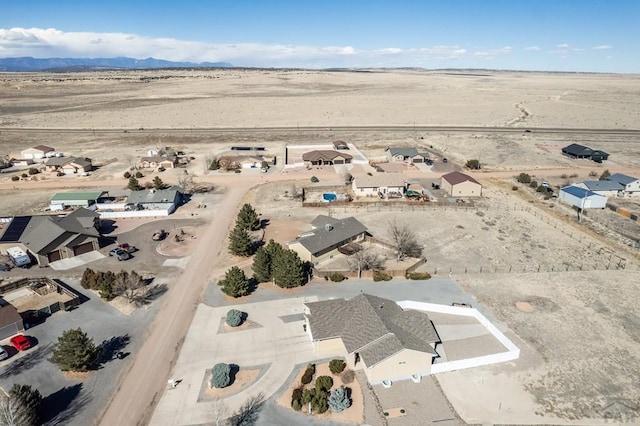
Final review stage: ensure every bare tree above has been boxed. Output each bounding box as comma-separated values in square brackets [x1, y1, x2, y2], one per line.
[230, 392, 265, 426]
[347, 244, 385, 277]
[113, 271, 146, 305]
[387, 220, 423, 261]
[211, 397, 229, 426]
[0, 398, 18, 426]
[177, 171, 196, 194]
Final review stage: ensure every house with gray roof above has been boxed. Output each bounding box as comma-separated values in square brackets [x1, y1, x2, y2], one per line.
[386, 147, 430, 163]
[305, 293, 440, 385]
[0, 208, 101, 266]
[575, 180, 624, 197]
[352, 173, 406, 198]
[288, 215, 367, 263]
[607, 173, 640, 196]
[126, 186, 183, 214]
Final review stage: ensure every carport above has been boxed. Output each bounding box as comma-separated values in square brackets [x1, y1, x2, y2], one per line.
[0, 304, 24, 340]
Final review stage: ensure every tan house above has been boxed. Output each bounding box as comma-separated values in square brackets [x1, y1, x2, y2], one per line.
[288, 215, 367, 264]
[0, 208, 101, 266]
[137, 156, 178, 169]
[441, 171, 482, 197]
[21, 145, 54, 160]
[45, 157, 92, 174]
[386, 147, 430, 163]
[302, 150, 352, 166]
[305, 294, 440, 385]
[352, 173, 406, 198]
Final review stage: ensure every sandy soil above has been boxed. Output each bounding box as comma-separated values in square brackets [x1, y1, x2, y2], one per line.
[202, 369, 260, 399]
[156, 226, 200, 257]
[276, 362, 364, 424]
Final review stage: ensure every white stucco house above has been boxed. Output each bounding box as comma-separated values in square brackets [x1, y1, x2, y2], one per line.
[352, 173, 406, 198]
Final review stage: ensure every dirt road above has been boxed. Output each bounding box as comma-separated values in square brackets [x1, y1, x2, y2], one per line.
[97, 180, 253, 426]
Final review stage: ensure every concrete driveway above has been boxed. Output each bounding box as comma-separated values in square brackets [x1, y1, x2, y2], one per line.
[150, 296, 345, 425]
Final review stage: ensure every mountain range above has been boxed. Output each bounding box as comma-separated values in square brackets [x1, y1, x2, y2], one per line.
[0, 57, 233, 72]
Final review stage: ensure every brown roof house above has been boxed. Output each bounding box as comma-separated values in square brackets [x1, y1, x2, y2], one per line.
[440, 171, 482, 197]
[21, 145, 54, 160]
[303, 150, 352, 166]
[352, 173, 406, 199]
[0, 208, 101, 266]
[305, 294, 440, 385]
[137, 155, 178, 169]
[288, 215, 367, 264]
[46, 157, 92, 174]
[0, 303, 24, 341]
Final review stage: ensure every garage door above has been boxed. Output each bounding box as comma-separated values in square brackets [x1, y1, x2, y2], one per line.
[73, 242, 94, 256]
[47, 250, 62, 262]
[334, 159, 344, 164]
[412, 158, 423, 163]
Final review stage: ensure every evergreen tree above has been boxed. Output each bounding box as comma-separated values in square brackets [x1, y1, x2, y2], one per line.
[218, 266, 250, 298]
[49, 328, 98, 372]
[228, 225, 253, 256]
[328, 386, 351, 413]
[251, 246, 272, 283]
[236, 203, 260, 231]
[272, 249, 306, 288]
[152, 176, 166, 189]
[127, 176, 142, 191]
[5, 384, 43, 426]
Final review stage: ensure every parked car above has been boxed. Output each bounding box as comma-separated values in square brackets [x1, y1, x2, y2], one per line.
[152, 230, 166, 241]
[10, 334, 31, 351]
[109, 247, 130, 261]
[0, 346, 8, 360]
[117, 243, 137, 253]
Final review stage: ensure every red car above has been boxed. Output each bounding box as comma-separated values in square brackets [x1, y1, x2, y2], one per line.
[9, 335, 30, 351]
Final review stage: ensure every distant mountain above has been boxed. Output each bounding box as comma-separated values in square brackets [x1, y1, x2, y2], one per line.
[0, 57, 233, 72]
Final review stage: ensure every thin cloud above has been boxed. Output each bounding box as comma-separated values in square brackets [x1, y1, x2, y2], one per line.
[525, 46, 540, 51]
[556, 43, 569, 48]
[474, 46, 512, 58]
[593, 45, 612, 50]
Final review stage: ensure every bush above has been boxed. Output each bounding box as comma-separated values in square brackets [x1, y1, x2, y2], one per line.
[315, 375, 333, 392]
[123, 171, 131, 178]
[329, 359, 346, 375]
[11, 175, 19, 181]
[328, 386, 351, 413]
[406, 271, 431, 280]
[292, 388, 303, 402]
[135, 171, 143, 178]
[516, 173, 531, 184]
[28, 168, 39, 175]
[588, 171, 598, 177]
[373, 270, 392, 282]
[536, 185, 546, 193]
[21, 173, 28, 178]
[329, 272, 346, 282]
[599, 169, 611, 180]
[310, 176, 319, 183]
[225, 309, 244, 327]
[465, 159, 480, 170]
[340, 369, 355, 384]
[560, 173, 568, 179]
[529, 180, 538, 188]
[292, 399, 302, 411]
[210, 363, 231, 388]
[511, 185, 518, 191]
[301, 363, 315, 385]
[49, 328, 97, 372]
[569, 173, 578, 178]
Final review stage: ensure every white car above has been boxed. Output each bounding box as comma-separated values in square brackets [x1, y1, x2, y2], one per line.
[0, 347, 8, 361]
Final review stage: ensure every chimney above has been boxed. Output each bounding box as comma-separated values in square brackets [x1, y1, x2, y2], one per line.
[324, 224, 333, 231]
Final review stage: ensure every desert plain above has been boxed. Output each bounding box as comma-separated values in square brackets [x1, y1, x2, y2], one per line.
[0, 68, 639, 425]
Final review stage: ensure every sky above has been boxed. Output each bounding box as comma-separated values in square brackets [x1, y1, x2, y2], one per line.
[0, 0, 637, 72]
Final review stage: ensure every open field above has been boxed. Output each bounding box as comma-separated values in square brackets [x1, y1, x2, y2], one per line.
[0, 69, 639, 425]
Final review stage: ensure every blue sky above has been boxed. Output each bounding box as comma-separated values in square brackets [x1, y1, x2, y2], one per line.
[1, 0, 637, 72]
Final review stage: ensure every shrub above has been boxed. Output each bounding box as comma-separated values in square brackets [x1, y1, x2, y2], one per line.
[329, 272, 345, 282]
[465, 159, 480, 170]
[301, 363, 315, 385]
[328, 386, 351, 413]
[569, 173, 578, 178]
[123, 171, 131, 178]
[560, 173, 568, 179]
[536, 185, 546, 193]
[329, 359, 346, 375]
[516, 173, 531, 184]
[21, 173, 28, 178]
[315, 375, 333, 392]
[292, 399, 302, 411]
[210, 363, 231, 388]
[406, 271, 432, 280]
[225, 309, 244, 327]
[28, 168, 39, 175]
[11, 175, 19, 181]
[529, 180, 538, 188]
[588, 171, 598, 177]
[135, 171, 143, 178]
[310, 176, 319, 183]
[292, 388, 303, 402]
[49, 328, 97, 372]
[340, 369, 355, 384]
[511, 185, 518, 191]
[312, 390, 329, 414]
[599, 169, 611, 180]
[373, 270, 392, 282]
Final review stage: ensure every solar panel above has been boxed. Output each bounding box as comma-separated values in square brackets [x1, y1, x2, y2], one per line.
[0, 216, 32, 242]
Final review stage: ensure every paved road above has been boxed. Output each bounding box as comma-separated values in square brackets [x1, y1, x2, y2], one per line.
[1, 125, 640, 136]
[97, 181, 252, 426]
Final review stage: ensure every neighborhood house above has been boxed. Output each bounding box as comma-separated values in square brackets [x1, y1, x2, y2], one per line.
[126, 186, 184, 214]
[50, 191, 105, 210]
[559, 186, 607, 209]
[352, 173, 406, 198]
[386, 147, 430, 163]
[561, 143, 609, 163]
[45, 157, 92, 174]
[305, 294, 440, 385]
[288, 215, 367, 263]
[21, 145, 54, 160]
[607, 173, 640, 196]
[137, 155, 178, 169]
[441, 172, 482, 197]
[302, 150, 353, 166]
[574, 180, 624, 197]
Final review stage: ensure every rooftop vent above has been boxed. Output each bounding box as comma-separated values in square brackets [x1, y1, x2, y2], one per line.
[324, 224, 333, 231]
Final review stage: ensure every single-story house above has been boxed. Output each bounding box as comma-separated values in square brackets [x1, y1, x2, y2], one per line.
[21, 145, 54, 160]
[305, 293, 440, 385]
[333, 140, 349, 150]
[288, 215, 367, 264]
[219, 155, 269, 170]
[126, 186, 183, 213]
[441, 172, 482, 197]
[607, 173, 640, 196]
[559, 186, 607, 209]
[574, 180, 624, 197]
[0, 303, 25, 341]
[562, 144, 609, 162]
[137, 155, 178, 169]
[302, 150, 353, 166]
[352, 173, 406, 198]
[50, 191, 105, 210]
[11, 158, 34, 166]
[0, 208, 102, 266]
[386, 147, 430, 163]
[45, 157, 92, 173]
